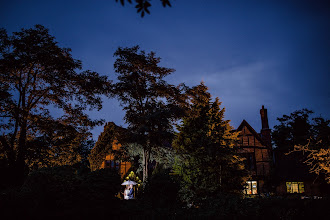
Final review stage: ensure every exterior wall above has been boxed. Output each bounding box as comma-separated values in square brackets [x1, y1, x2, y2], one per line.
[237, 125, 272, 178]
[236, 122, 272, 194]
[100, 140, 132, 178]
[276, 181, 322, 196]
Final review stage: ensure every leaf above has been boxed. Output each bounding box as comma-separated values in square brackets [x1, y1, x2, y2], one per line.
[161, 0, 171, 7]
[145, 7, 150, 14]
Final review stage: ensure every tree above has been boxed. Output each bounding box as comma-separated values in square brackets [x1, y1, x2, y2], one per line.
[172, 82, 247, 205]
[112, 45, 184, 182]
[287, 116, 330, 183]
[272, 109, 330, 184]
[272, 109, 314, 152]
[291, 142, 330, 184]
[0, 25, 110, 186]
[115, 0, 172, 17]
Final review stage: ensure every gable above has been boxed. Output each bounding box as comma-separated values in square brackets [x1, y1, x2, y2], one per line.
[236, 120, 265, 147]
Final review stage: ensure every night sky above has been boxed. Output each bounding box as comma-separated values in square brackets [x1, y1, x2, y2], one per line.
[1, 0, 330, 140]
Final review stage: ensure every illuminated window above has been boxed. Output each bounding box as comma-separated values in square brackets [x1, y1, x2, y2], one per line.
[245, 181, 258, 194]
[286, 182, 304, 193]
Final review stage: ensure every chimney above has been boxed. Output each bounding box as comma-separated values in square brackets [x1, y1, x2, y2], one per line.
[260, 105, 271, 148]
[260, 105, 269, 130]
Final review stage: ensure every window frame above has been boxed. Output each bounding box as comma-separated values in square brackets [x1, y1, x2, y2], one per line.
[286, 182, 305, 194]
[244, 180, 258, 195]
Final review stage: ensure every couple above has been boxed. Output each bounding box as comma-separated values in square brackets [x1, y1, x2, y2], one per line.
[124, 184, 134, 200]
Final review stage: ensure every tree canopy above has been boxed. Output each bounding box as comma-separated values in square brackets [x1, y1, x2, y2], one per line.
[272, 109, 330, 184]
[112, 45, 185, 182]
[173, 82, 247, 205]
[0, 25, 110, 186]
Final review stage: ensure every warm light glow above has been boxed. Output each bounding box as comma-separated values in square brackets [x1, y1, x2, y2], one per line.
[286, 182, 304, 193]
[245, 181, 258, 195]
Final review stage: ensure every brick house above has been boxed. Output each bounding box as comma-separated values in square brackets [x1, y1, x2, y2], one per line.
[100, 139, 132, 178]
[235, 106, 273, 195]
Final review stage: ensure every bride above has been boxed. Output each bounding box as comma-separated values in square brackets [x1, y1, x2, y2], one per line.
[124, 185, 130, 200]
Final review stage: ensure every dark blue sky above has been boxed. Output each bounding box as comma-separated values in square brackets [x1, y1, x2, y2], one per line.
[1, 0, 330, 139]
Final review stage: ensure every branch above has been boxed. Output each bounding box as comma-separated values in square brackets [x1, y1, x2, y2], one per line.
[27, 87, 51, 110]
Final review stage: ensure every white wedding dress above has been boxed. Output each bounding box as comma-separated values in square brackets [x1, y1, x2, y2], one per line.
[124, 189, 130, 200]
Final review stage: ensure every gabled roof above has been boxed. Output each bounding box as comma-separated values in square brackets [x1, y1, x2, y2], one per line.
[236, 119, 265, 146]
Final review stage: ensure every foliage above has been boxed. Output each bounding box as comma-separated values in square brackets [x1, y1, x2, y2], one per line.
[15, 165, 121, 218]
[272, 109, 330, 183]
[272, 109, 314, 151]
[0, 25, 110, 186]
[172, 82, 248, 206]
[122, 142, 175, 175]
[112, 45, 185, 182]
[291, 142, 330, 184]
[142, 166, 180, 208]
[88, 122, 127, 171]
[2, 190, 330, 219]
[115, 0, 172, 17]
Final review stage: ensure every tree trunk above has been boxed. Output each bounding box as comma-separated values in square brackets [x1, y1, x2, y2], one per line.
[143, 148, 150, 183]
[14, 117, 28, 186]
[219, 164, 222, 188]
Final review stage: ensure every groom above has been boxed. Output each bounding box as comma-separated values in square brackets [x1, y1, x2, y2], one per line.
[128, 184, 134, 199]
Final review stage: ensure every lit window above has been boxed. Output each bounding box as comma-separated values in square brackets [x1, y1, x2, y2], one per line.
[245, 181, 258, 194]
[286, 182, 304, 193]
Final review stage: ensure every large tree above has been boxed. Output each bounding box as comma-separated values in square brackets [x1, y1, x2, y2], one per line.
[272, 109, 314, 151]
[272, 109, 330, 184]
[172, 82, 247, 205]
[0, 25, 110, 186]
[112, 45, 184, 182]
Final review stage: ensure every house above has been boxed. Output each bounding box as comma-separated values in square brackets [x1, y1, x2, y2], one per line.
[235, 106, 273, 195]
[100, 139, 132, 178]
[236, 106, 329, 197]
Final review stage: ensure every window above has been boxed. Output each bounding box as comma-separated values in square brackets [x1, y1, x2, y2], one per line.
[286, 182, 304, 193]
[115, 161, 120, 171]
[105, 160, 111, 167]
[245, 181, 258, 195]
[242, 153, 255, 170]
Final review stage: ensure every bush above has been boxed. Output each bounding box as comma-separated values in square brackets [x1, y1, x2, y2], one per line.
[142, 167, 180, 209]
[0, 165, 122, 219]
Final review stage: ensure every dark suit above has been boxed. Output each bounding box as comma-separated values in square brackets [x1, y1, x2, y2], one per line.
[128, 187, 134, 199]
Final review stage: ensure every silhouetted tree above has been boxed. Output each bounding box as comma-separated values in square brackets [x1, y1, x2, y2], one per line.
[172, 82, 247, 206]
[280, 115, 330, 183]
[115, 0, 172, 17]
[0, 25, 110, 186]
[272, 109, 314, 151]
[112, 46, 184, 182]
[291, 142, 330, 184]
[272, 109, 330, 184]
